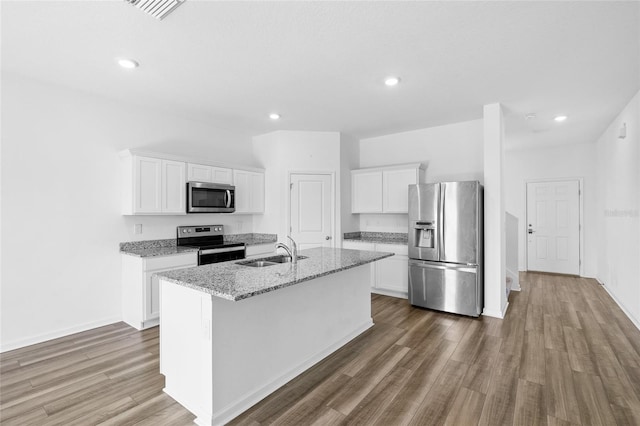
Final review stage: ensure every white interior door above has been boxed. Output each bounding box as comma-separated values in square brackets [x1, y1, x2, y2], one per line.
[290, 173, 333, 250]
[526, 180, 580, 275]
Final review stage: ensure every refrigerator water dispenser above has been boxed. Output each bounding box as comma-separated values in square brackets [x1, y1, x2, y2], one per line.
[414, 222, 435, 248]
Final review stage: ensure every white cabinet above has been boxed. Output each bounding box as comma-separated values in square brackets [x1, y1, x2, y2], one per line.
[375, 244, 409, 296]
[187, 163, 233, 185]
[351, 164, 424, 214]
[351, 171, 383, 213]
[233, 170, 265, 214]
[162, 160, 187, 214]
[121, 252, 197, 330]
[121, 153, 186, 215]
[342, 240, 408, 298]
[245, 243, 276, 259]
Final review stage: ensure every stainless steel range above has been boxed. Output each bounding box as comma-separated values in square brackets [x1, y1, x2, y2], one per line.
[176, 225, 245, 265]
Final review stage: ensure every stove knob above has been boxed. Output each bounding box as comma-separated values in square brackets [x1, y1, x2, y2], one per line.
[182, 229, 187, 233]
[187, 229, 192, 233]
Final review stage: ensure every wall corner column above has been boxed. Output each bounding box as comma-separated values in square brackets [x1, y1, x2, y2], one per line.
[483, 103, 508, 318]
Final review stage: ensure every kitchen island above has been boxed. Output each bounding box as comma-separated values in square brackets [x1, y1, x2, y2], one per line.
[156, 247, 393, 426]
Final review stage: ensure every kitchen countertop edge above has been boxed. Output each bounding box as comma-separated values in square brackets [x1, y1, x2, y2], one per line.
[156, 247, 394, 301]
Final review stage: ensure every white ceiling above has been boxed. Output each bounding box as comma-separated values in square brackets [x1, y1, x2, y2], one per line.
[2, 1, 639, 148]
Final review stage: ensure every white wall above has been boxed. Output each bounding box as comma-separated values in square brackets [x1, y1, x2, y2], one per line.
[357, 119, 484, 232]
[483, 103, 507, 318]
[595, 90, 640, 327]
[340, 134, 360, 234]
[1, 74, 256, 351]
[504, 143, 597, 277]
[252, 131, 342, 243]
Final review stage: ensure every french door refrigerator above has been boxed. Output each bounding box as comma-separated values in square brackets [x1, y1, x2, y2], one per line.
[408, 181, 483, 317]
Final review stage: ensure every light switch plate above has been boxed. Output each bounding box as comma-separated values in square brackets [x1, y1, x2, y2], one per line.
[134, 224, 143, 234]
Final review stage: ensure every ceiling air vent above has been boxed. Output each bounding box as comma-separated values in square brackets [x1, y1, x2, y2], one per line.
[124, 0, 186, 20]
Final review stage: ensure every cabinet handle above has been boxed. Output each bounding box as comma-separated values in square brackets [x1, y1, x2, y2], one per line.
[326, 236, 332, 240]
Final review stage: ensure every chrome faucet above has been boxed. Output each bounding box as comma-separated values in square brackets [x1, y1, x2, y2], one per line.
[275, 236, 298, 264]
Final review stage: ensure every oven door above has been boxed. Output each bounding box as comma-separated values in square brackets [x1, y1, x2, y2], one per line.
[187, 182, 235, 213]
[199, 245, 245, 265]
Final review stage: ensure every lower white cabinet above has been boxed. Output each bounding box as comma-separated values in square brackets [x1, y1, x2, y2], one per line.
[245, 243, 276, 259]
[342, 240, 408, 298]
[121, 252, 197, 330]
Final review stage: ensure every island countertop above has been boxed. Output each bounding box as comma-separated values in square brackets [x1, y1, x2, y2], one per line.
[155, 247, 393, 301]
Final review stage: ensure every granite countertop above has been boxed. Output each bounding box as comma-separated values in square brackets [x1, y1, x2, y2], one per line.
[155, 247, 393, 301]
[120, 233, 277, 257]
[343, 232, 408, 245]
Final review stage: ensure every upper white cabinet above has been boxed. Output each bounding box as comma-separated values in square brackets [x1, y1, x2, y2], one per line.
[120, 150, 264, 216]
[162, 160, 187, 214]
[187, 163, 233, 185]
[233, 170, 265, 214]
[351, 164, 424, 214]
[122, 153, 186, 215]
[352, 171, 383, 213]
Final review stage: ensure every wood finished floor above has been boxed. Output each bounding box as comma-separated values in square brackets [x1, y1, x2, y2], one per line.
[2, 272, 640, 425]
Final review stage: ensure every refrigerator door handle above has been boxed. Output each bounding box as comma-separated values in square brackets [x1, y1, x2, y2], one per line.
[409, 259, 476, 273]
[439, 185, 445, 259]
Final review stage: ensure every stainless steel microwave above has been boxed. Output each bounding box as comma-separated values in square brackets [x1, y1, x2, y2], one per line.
[187, 181, 235, 213]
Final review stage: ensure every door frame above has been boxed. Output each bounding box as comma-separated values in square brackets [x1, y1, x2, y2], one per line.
[523, 177, 584, 276]
[287, 171, 337, 246]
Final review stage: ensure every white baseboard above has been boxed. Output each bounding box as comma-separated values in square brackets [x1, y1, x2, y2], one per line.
[371, 288, 408, 299]
[182, 319, 374, 426]
[483, 301, 509, 319]
[0, 316, 122, 353]
[506, 268, 521, 292]
[600, 283, 640, 332]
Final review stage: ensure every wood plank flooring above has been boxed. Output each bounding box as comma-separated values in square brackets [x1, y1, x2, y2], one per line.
[2, 272, 640, 425]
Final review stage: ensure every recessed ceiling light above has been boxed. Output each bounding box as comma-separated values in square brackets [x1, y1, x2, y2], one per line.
[117, 58, 139, 69]
[269, 113, 280, 120]
[384, 76, 400, 86]
[554, 115, 568, 122]
[525, 113, 537, 120]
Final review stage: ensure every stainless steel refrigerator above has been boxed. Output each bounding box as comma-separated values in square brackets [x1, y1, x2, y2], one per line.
[408, 181, 483, 317]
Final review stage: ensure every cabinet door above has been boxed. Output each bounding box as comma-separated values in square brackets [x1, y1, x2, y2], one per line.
[351, 171, 383, 213]
[134, 156, 162, 214]
[376, 255, 409, 294]
[233, 170, 251, 213]
[383, 169, 417, 213]
[212, 167, 233, 185]
[187, 163, 213, 182]
[233, 170, 264, 213]
[250, 172, 265, 213]
[162, 160, 186, 214]
[144, 254, 197, 322]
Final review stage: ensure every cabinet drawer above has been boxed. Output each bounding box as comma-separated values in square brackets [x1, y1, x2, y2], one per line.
[342, 241, 376, 251]
[375, 243, 408, 256]
[143, 252, 197, 271]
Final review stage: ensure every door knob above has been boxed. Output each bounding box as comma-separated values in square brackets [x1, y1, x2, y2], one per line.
[325, 236, 332, 240]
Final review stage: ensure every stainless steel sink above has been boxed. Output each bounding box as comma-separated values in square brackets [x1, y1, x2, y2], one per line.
[237, 255, 307, 268]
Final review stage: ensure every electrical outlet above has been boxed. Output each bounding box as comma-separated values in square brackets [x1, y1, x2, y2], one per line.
[134, 224, 143, 234]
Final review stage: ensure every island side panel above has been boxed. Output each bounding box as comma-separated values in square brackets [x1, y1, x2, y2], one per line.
[160, 279, 214, 420]
[211, 264, 373, 423]
[159, 263, 373, 426]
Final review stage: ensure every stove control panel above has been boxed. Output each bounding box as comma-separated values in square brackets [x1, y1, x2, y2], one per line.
[177, 225, 224, 238]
